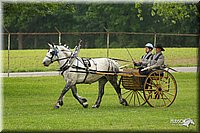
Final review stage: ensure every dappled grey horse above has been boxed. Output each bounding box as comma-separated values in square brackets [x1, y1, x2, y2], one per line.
[42, 43, 128, 108]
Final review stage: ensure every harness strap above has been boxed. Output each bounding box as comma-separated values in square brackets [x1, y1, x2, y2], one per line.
[60, 60, 70, 71]
[45, 55, 54, 63]
[82, 70, 89, 83]
[60, 53, 73, 71]
[73, 58, 91, 83]
[60, 57, 97, 83]
[107, 59, 111, 71]
[60, 65, 71, 75]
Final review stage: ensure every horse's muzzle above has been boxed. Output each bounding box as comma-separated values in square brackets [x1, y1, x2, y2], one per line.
[43, 61, 49, 67]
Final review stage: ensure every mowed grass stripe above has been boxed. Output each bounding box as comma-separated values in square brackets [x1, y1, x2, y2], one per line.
[2, 48, 197, 72]
[3, 73, 198, 131]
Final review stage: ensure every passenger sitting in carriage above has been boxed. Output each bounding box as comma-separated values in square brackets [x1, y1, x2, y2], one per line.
[133, 43, 153, 72]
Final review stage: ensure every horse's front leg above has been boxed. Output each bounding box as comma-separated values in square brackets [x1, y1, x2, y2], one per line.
[54, 82, 71, 109]
[71, 85, 88, 108]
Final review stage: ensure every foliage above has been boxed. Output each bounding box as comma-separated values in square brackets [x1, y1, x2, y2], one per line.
[2, 3, 199, 49]
[3, 3, 76, 32]
[152, 3, 198, 24]
[151, 3, 198, 33]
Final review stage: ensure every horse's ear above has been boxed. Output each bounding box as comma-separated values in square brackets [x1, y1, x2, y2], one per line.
[47, 43, 52, 48]
[64, 44, 69, 49]
[48, 43, 54, 48]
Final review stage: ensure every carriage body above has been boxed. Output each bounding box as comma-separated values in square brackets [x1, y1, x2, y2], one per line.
[120, 68, 144, 90]
[119, 67, 177, 107]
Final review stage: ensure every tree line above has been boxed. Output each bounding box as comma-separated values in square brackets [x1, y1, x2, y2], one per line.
[3, 2, 199, 49]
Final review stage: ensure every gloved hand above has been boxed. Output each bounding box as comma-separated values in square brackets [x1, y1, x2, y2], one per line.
[141, 66, 151, 71]
[134, 62, 141, 66]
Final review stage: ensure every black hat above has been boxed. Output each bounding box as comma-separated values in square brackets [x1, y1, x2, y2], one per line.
[155, 44, 165, 51]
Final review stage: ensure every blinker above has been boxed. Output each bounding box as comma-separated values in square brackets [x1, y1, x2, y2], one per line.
[51, 49, 58, 56]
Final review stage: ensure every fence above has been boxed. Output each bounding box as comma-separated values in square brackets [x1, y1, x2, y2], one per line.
[3, 32, 199, 49]
[2, 31, 199, 77]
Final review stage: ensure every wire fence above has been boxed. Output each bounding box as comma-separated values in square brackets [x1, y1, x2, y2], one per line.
[2, 31, 199, 77]
[3, 32, 199, 49]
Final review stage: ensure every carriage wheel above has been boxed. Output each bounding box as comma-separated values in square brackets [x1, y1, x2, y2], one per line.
[143, 69, 177, 107]
[119, 77, 146, 107]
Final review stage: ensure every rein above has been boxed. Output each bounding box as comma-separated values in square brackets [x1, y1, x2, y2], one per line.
[45, 55, 71, 62]
[59, 56, 84, 75]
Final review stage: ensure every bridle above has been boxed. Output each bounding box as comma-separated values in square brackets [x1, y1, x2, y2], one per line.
[45, 48, 76, 72]
[45, 47, 88, 75]
[45, 48, 72, 63]
[45, 49, 58, 63]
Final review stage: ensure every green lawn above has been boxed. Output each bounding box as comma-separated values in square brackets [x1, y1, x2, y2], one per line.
[2, 48, 198, 72]
[3, 73, 198, 132]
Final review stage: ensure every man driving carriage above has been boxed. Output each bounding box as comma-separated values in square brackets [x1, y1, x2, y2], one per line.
[133, 43, 154, 73]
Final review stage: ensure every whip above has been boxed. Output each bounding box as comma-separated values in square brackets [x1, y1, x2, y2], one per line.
[125, 47, 135, 63]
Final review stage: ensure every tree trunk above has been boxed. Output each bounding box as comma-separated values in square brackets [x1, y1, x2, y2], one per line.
[18, 34, 23, 50]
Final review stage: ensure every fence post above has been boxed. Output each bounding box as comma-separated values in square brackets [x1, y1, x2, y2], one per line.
[7, 33, 10, 77]
[107, 32, 110, 58]
[104, 27, 109, 58]
[4, 27, 11, 77]
[154, 33, 157, 47]
[55, 27, 61, 45]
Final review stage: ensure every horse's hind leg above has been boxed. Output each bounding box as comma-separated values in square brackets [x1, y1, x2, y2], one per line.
[107, 76, 128, 106]
[92, 77, 108, 108]
[71, 85, 88, 108]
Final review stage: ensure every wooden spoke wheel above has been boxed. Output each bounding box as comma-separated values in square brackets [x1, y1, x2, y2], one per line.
[119, 76, 146, 107]
[143, 69, 177, 107]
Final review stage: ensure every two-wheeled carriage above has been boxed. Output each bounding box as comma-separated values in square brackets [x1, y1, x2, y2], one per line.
[118, 67, 177, 107]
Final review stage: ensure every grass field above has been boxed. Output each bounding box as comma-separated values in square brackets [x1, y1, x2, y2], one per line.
[2, 48, 198, 72]
[3, 73, 198, 132]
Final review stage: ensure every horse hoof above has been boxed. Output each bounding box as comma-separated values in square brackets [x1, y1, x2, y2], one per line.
[83, 102, 88, 108]
[121, 99, 128, 106]
[54, 105, 60, 109]
[92, 104, 100, 108]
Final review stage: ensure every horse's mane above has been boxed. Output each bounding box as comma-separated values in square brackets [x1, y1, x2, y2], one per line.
[57, 45, 71, 53]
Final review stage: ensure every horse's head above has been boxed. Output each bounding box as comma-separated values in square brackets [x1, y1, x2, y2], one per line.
[42, 43, 72, 67]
